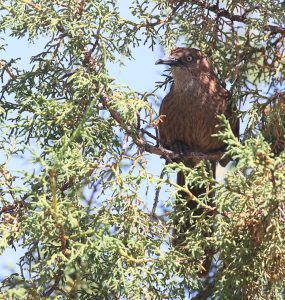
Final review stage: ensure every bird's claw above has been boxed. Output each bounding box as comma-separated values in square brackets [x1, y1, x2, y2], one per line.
[171, 140, 190, 155]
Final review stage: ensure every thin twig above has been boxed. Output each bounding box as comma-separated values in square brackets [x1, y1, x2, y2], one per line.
[152, 168, 166, 216]
[42, 269, 64, 297]
[0, 60, 15, 80]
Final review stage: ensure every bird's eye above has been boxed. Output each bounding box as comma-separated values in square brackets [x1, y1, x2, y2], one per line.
[186, 56, 193, 62]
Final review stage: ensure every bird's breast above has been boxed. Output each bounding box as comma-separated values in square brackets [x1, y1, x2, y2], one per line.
[159, 87, 228, 152]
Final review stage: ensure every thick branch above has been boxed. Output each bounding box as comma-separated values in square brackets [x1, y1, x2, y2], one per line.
[190, 0, 285, 35]
[0, 204, 18, 215]
[138, 138, 224, 161]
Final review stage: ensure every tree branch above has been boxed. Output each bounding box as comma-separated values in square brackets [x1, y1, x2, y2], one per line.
[0, 60, 15, 80]
[192, 280, 215, 300]
[190, 0, 285, 35]
[42, 269, 64, 297]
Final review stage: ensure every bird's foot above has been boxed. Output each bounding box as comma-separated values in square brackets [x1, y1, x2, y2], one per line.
[170, 140, 190, 155]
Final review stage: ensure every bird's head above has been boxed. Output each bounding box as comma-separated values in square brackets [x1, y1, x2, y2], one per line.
[156, 47, 214, 84]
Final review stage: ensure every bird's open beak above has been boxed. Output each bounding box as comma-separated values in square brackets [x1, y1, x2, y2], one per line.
[155, 58, 179, 66]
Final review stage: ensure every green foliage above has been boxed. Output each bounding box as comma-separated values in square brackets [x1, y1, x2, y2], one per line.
[0, 0, 284, 299]
[215, 117, 285, 299]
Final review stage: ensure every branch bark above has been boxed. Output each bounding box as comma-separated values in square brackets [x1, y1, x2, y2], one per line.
[191, 0, 285, 35]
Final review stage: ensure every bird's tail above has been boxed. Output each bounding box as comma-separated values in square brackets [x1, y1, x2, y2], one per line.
[173, 160, 216, 276]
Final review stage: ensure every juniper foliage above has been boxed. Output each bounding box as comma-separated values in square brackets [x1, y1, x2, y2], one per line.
[0, 1, 285, 299]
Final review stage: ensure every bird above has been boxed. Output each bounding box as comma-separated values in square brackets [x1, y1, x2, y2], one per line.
[156, 47, 239, 275]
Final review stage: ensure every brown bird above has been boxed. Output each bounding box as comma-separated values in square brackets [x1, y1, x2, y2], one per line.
[156, 47, 238, 274]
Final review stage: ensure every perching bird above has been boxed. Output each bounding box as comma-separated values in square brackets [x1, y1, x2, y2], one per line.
[156, 47, 239, 274]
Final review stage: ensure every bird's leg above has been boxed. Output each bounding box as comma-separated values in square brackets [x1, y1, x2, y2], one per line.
[170, 140, 190, 155]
